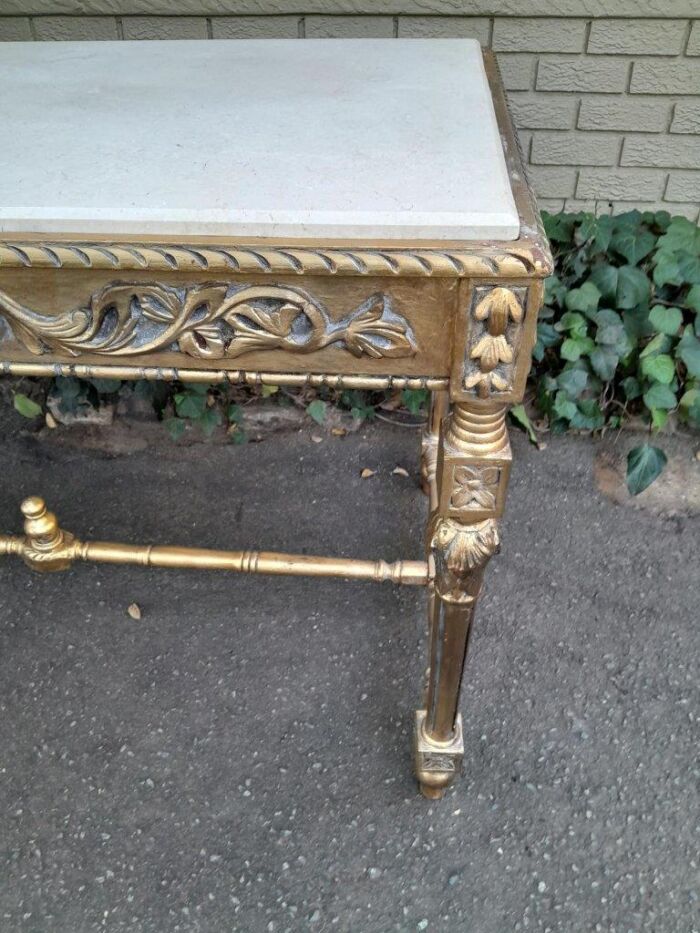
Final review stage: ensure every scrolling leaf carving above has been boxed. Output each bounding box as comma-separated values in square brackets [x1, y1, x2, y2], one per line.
[0, 283, 417, 362]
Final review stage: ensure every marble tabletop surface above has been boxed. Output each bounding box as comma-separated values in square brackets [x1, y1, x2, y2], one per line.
[0, 38, 519, 241]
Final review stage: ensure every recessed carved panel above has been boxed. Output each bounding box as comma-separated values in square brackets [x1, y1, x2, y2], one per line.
[0, 282, 417, 362]
[463, 285, 526, 397]
[450, 464, 502, 513]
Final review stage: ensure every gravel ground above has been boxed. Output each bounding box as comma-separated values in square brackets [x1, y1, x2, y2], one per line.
[0, 414, 697, 932]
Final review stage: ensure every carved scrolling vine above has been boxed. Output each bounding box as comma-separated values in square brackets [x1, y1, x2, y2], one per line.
[464, 286, 525, 397]
[0, 283, 417, 362]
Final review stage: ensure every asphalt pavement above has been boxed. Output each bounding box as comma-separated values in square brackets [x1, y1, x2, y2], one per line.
[0, 411, 697, 932]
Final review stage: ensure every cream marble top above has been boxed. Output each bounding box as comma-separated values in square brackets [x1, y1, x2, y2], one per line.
[0, 39, 519, 242]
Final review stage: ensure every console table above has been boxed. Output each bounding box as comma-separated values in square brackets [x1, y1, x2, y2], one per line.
[0, 38, 551, 797]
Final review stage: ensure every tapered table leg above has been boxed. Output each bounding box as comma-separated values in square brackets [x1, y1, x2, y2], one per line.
[415, 400, 512, 798]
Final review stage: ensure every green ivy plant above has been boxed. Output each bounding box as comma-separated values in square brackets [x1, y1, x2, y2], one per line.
[537, 210, 700, 494]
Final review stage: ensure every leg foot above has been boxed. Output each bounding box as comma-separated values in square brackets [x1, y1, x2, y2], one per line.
[414, 710, 464, 798]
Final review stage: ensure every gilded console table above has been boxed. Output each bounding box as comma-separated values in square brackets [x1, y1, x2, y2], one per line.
[0, 38, 551, 797]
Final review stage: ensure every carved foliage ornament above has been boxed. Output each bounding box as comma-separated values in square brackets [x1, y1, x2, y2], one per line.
[464, 286, 525, 397]
[429, 517, 500, 604]
[0, 283, 417, 362]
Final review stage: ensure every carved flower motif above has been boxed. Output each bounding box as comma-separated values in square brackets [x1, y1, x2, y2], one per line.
[451, 466, 499, 511]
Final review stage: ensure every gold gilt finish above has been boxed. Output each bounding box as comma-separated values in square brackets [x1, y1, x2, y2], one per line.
[1, 498, 429, 586]
[0, 52, 552, 798]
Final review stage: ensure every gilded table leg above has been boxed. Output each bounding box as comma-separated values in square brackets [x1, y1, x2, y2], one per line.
[415, 400, 512, 798]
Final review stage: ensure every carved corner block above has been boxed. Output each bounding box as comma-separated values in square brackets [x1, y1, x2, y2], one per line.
[439, 460, 511, 522]
[449, 281, 543, 404]
[434, 403, 513, 521]
[414, 709, 464, 798]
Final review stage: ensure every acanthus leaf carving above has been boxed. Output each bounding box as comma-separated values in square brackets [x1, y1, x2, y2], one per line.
[0, 283, 417, 363]
[429, 516, 500, 604]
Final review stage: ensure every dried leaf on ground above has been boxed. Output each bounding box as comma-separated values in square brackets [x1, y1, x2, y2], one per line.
[392, 466, 409, 477]
[360, 468, 377, 479]
[127, 603, 142, 620]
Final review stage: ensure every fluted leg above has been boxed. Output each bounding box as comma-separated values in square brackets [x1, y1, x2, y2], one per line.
[415, 400, 512, 798]
[420, 390, 449, 510]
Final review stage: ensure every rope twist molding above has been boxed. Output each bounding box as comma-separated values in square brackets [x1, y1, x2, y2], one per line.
[0, 242, 550, 278]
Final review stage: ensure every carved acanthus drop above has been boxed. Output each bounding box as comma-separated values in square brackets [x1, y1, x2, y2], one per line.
[429, 516, 500, 604]
[464, 286, 524, 397]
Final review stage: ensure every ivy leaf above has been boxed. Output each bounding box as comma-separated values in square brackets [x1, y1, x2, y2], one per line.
[558, 311, 588, 337]
[561, 335, 595, 361]
[13, 393, 42, 419]
[544, 276, 568, 306]
[557, 365, 588, 399]
[685, 284, 700, 314]
[510, 404, 538, 444]
[590, 347, 619, 381]
[626, 444, 667, 496]
[533, 322, 560, 361]
[610, 227, 656, 266]
[174, 392, 207, 419]
[199, 408, 222, 437]
[590, 264, 618, 303]
[685, 392, 700, 427]
[623, 305, 655, 341]
[640, 353, 675, 384]
[227, 403, 243, 424]
[306, 399, 327, 425]
[564, 281, 600, 315]
[643, 383, 677, 411]
[88, 378, 122, 394]
[677, 327, 700, 378]
[593, 215, 614, 254]
[653, 252, 684, 288]
[678, 251, 700, 284]
[648, 305, 683, 336]
[640, 333, 671, 358]
[650, 409, 669, 431]
[401, 389, 429, 415]
[622, 376, 642, 400]
[616, 265, 650, 309]
[594, 309, 627, 347]
[657, 216, 700, 255]
[553, 391, 578, 422]
[164, 417, 186, 441]
[571, 398, 605, 431]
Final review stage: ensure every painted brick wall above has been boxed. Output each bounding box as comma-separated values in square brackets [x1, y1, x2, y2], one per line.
[1, 2, 699, 220]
